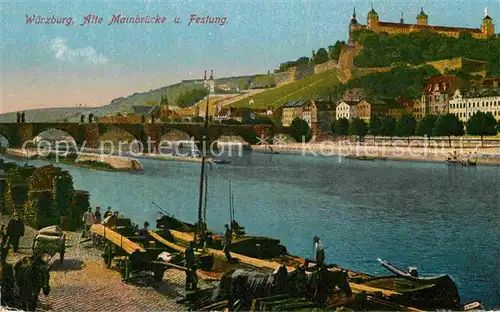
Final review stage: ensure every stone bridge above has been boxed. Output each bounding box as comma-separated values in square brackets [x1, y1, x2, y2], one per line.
[0, 122, 290, 152]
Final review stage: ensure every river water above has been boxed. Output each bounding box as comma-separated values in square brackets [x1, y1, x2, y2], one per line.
[3, 152, 499, 307]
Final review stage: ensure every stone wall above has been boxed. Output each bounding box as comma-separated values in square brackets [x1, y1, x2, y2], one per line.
[314, 60, 339, 74]
[273, 71, 292, 87]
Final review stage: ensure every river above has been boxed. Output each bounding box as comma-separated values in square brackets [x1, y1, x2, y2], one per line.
[2, 152, 499, 307]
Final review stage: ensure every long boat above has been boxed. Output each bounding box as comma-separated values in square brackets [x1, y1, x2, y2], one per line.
[377, 258, 451, 284]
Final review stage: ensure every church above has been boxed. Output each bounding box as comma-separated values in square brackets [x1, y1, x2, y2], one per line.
[349, 6, 495, 40]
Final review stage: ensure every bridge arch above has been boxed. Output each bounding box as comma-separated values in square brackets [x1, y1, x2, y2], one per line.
[0, 133, 10, 148]
[98, 125, 142, 153]
[32, 129, 77, 150]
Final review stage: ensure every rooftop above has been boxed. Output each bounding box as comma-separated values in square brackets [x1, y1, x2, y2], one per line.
[282, 99, 308, 108]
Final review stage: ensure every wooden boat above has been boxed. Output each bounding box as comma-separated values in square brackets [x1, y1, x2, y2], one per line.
[212, 159, 231, 165]
[377, 258, 451, 284]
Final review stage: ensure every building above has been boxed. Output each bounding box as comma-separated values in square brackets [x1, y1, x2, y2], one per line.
[449, 88, 500, 122]
[354, 99, 387, 121]
[214, 107, 256, 123]
[281, 99, 317, 127]
[315, 100, 336, 132]
[349, 6, 495, 41]
[343, 88, 364, 102]
[421, 75, 467, 116]
[336, 101, 358, 120]
[482, 77, 500, 89]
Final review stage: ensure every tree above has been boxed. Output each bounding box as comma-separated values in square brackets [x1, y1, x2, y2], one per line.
[313, 48, 329, 65]
[290, 118, 312, 142]
[369, 117, 383, 142]
[396, 114, 417, 144]
[349, 118, 368, 141]
[328, 41, 346, 61]
[466, 111, 497, 147]
[416, 115, 437, 140]
[334, 118, 349, 136]
[221, 118, 241, 125]
[381, 116, 396, 139]
[497, 120, 500, 133]
[433, 113, 464, 147]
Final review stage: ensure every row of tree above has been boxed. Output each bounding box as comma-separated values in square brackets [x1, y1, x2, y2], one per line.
[176, 88, 209, 108]
[331, 111, 499, 147]
[276, 40, 347, 73]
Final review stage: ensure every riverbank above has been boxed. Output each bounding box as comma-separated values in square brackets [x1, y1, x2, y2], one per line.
[4, 148, 144, 171]
[253, 142, 500, 165]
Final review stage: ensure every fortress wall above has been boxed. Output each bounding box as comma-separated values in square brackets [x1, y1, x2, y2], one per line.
[314, 60, 339, 74]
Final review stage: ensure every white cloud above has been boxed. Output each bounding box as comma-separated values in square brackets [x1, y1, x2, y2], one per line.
[50, 37, 109, 66]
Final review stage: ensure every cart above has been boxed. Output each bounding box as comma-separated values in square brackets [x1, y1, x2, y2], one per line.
[32, 225, 66, 263]
[90, 221, 187, 281]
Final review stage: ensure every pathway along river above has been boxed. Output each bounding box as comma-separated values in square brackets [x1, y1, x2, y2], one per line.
[3, 152, 499, 308]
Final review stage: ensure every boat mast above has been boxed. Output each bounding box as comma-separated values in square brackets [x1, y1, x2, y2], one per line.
[196, 69, 213, 243]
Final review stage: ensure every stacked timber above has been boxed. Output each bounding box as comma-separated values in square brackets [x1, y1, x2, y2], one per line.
[90, 224, 145, 254]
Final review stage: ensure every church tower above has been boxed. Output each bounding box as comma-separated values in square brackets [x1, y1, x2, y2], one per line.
[349, 7, 360, 44]
[367, 4, 379, 31]
[417, 7, 428, 26]
[481, 8, 495, 37]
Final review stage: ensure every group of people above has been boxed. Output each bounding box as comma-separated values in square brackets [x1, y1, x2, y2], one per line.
[81, 206, 116, 238]
[16, 112, 26, 123]
[0, 213, 26, 264]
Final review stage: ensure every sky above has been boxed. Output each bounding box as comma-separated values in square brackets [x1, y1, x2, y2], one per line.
[1, 0, 499, 113]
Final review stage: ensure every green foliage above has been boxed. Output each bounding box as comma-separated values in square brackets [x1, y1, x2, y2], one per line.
[312, 48, 329, 65]
[467, 111, 498, 144]
[338, 66, 440, 100]
[70, 190, 90, 230]
[396, 114, 417, 138]
[416, 115, 437, 137]
[352, 29, 500, 75]
[23, 191, 54, 229]
[176, 89, 209, 108]
[334, 118, 350, 136]
[232, 70, 342, 109]
[161, 116, 171, 123]
[248, 117, 275, 125]
[369, 117, 383, 136]
[276, 56, 310, 73]
[433, 114, 464, 146]
[290, 118, 312, 142]
[349, 118, 368, 139]
[192, 116, 204, 123]
[52, 171, 74, 218]
[221, 119, 241, 125]
[78, 160, 114, 169]
[381, 116, 397, 137]
[160, 94, 169, 105]
[497, 120, 500, 133]
[328, 41, 347, 61]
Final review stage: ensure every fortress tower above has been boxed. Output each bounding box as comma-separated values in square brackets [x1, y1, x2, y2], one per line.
[481, 8, 495, 37]
[349, 6, 496, 40]
[416, 7, 428, 26]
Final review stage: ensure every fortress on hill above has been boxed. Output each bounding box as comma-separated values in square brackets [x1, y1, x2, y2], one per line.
[349, 6, 495, 40]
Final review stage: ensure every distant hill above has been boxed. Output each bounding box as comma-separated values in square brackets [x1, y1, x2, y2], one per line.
[0, 107, 89, 123]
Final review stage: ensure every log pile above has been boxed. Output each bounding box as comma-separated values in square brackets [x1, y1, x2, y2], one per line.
[90, 224, 145, 254]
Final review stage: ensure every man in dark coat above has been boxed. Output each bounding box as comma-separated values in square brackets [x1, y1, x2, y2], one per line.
[184, 240, 198, 291]
[6, 213, 25, 253]
[21, 112, 25, 123]
[0, 225, 8, 264]
[223, 224, 233, 262]
[138, 222, 151, 247]
[80, 114, 85, 123]
[16, 112, 21, 123]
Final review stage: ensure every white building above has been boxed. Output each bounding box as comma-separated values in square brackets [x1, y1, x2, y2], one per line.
[335, 101, 359, 120]
[449, 88, 500, 123]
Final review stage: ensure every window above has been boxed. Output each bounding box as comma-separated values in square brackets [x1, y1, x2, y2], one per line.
[435, 95, 440, 102]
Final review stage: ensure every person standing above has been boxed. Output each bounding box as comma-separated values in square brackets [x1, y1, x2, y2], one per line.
[16, 112, 21, 123]
[94, 206, 102, 224]
[313, 236, 325, 266]
[82, 208, 95, 238]
[21, 112, 25, 123]
[184, 240, 198, 291]
[138, 222, 150, 247]
[6, 213, 25, 253]
[103, 206, 113, 219]
[223, 224, 233, 262]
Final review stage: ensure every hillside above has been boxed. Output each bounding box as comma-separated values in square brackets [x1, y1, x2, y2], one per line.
[230, 69, 345, 109]
[0, 107, 89, 123]
[352, 30, 500, 75]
